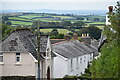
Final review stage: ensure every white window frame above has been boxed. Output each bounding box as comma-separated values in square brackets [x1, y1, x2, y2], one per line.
[16, 52, 21, 63]
[76, 57, 79, 69]
[84, 56, 86, 62]
[0, 53, 3, 63]
[80, 57, 82, 64]
[70, 59, 73, 72]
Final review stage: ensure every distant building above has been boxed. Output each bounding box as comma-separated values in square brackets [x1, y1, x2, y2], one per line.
[0, 28, 55, 79]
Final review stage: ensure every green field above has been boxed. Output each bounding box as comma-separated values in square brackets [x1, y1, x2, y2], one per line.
[6, 13, 106, 32]
[40, 29, 70, 34]
[19, 15, 42, 19]
[88, 22, 105, 25]
[10, 20, 32, 25]
[9, 17, 32, 21]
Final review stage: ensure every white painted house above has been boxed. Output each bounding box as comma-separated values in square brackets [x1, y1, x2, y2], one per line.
[52, 36, 98, 78]
[0, 28, 55, 79]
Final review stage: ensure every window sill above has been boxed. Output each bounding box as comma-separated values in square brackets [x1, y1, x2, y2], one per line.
[46, 57, 50, 60]
[0, 62, 4, 65]
[76, 68, 79, 69]
[15, 62, 21, 66]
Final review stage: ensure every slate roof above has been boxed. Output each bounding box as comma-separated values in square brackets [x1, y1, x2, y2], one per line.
[84, 43, 98, 57]
[91, 40, 99, 49]
[50, 39, 66, 44]
[52, 40, 95, 59]
[0, 28, 48, 59]
[98, 34, 107, 52]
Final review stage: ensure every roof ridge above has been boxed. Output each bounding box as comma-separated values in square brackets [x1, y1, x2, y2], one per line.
[52, 40, 76, 45]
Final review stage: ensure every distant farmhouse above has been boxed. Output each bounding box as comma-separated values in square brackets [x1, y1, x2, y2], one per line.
[0, 28, 55, 79]
[51, 34, 99, 78]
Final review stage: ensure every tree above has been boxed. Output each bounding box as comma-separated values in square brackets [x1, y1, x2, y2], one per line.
[0, 24, 14, 40]
[90, 2, 120, 78]
[51, 29, 59, 36]
[2, 16, 8, 24]
[87, 25, 102, 40]
[61, 21, 71, 26]
[6, 21, 12, 25]
[77, 25, 101, 40]
[93, 18, 100, 22]
[76, 17, 84, 20]
[73, 21, 85, 27]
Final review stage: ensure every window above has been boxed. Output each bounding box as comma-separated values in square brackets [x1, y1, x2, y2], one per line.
[84, 56, 86, 62]
[76, 57, 79, 69]
[90, 53, 93, 60]
[80, 58, 82, 64]
[16, 53, 20, 62]
[71, 59, 73, 71]
[47, 48, 49, 57]
[0, 53, 3, 62]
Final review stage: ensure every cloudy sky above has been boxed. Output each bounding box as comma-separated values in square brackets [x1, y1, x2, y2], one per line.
[1, 0, 119, 10]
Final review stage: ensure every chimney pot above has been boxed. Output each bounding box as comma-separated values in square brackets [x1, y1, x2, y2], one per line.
[108, 6, 113, 12]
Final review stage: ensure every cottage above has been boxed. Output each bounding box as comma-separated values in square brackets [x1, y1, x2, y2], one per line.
[52, 37, 98, 78]
[0, 28, 55, 79]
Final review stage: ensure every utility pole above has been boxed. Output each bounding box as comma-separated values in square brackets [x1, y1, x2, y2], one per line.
[36, 20, 40, 80]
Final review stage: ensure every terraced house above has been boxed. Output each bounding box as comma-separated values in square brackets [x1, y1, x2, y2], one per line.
[52, 34, 98, 78]
[0, 28, 55, 79]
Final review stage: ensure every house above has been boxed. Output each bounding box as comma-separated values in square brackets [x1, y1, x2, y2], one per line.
[0, 28, 55, 79]
[52, 34, 98, 78]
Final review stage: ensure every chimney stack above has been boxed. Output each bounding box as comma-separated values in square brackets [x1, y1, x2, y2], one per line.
[64, 33, 71, 41]
[81, 33, 91, 44]
[73, 33, 78, 40]
[108, 6, 113, 13]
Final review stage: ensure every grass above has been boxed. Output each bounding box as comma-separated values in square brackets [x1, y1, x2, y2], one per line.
[19, 15, 43, 19]
[88, 22, 105, 24]
[57, 29, 70, 34]
[9, 20, 32, 25]
[8, 17, 32, 21]
[40, 29, 70, 34]
[40, 29, 52, 33]
[33, 19, 61, 22]
[96, 26, 104, 29]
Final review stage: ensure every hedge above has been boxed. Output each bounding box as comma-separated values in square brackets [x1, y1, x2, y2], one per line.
[1, 76, 36, 80]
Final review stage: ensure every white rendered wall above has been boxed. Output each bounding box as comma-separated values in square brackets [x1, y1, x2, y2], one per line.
[68, 53, 93, 76]
[53, 52, 68, 78]
[106, 14, 111, 25]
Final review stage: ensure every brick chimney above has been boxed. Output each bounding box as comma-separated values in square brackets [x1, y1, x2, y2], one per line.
[108, 6, 113, 13]
[81, 33, 91, 44]
[73, 33, 78, 40]
[106, 6, 113, 25]
[64, 33, 71, 41]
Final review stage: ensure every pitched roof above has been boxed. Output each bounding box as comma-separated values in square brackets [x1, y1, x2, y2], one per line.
[84, 43, 99, 57]
[52, 40, 94, 59]
[0, 29, 48, 59]
[50, 39, 66, 44]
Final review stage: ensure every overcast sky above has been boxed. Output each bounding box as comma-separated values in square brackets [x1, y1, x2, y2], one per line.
[1, 0, 119, 10]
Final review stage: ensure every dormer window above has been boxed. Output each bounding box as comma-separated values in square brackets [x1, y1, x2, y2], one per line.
[16, 53, 20, 62]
